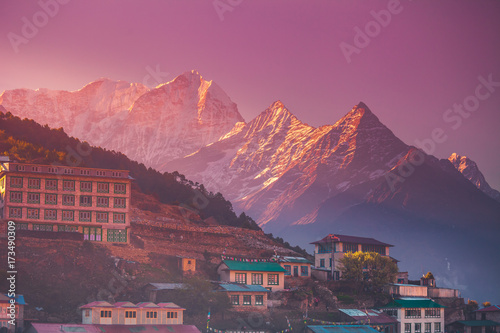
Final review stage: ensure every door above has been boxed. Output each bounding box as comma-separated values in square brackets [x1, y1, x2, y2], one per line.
[293, 266, 299, 277]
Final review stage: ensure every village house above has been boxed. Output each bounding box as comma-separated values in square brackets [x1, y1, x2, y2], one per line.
[275, 256, 312, 278]
[80, 301, 184, 325]
[216, 283, 270, 311]
[339, 308, 399, 333]
[0, 294, 25, 332]
[446, 320, 500, 333]
[310, 234, 394, 281]
[217, 259, 286, 291]
[476, 305, 500, 322]
[380, 298, 446, 333]
[177, 256, 196, 274]
[0, 160, 131, 243]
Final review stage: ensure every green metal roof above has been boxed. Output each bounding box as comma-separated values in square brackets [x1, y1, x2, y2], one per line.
[222, 260, 286, 272]
[307, 325, 380, 333]
[455, 321, 500, 327]
[380, 298, 446, 309]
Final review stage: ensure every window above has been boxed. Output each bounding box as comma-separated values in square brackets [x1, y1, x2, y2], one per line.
[284, 265, 291, 275]
[45, 179, 58, 190]
[97, 182, 109, 193]
[80, 169, 90, 175]
[112, 171, 122, 177]
[113, 213, 126, 223]
[48, 167, 58, 173]
[97, 170, 106, 176]
[58, 225, 78, 232]
[268, 274, 279, 285]
[10, 176, 23, 188]
[125, 311, 136, 318]
[319, 259, 325, 267]
[27, 208, 39, 219]
[146, 311, 158, 319]
[252, 273, 263, 285]
[230, 295, 239, 305]
[425, 323, 431, 333]
[62, 194, 75, 206]
[9, 191, 23, 203]
[33, 224, 53, 231]
[28, 178, 41, 189]
[80, 181, 92, 192]
[343, 243, 358, 252]
[405, 324, 412, 333]
[235, 273, 247, 284]
[97, 196, 109, 207]
[27, 192, 40, 204]
[16, 223, 28, 230]
[84, 227, 102, 241]
[62, 210, 74, 221]
[84, 309, 90, 317]
[255, 295, 264, 306]
[45, 193, 57, 205]
[16, 165, 25, 171]
[415, 323, 421, 333]
[301, 266, 309, 276]
[434, 323, 441, 332]
[405, 309, 421, 319]
[64, 168, 74, 175]
[96, 212, 108, 223]
[425, 309, 441, 318]
[114, 197, 126, 208]
[79, 211, 92, 222]
[44, 209, 57, 220]
[9, 207, 22, 218]
[167, 312, 178, 319]
[384, 309, 398, 317]
[63, 180, 75, 191]
[106, 229, 126, 242]
[242, 295, 251, 305]
[100, 310, 111, 318]
[114, 183, 126, 194]
[362, 244, 386, 255]
[80, 195, 92, 207]
[32, 166, 41, 172]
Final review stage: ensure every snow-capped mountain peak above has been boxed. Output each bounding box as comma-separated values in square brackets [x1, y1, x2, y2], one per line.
[448, 153, 500, 201]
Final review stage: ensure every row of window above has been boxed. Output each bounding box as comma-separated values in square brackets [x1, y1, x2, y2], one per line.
[316, 243, 386, 255]
[104, 310, 178, 319]
[9, 177, 127, 194]
[404, 322, 441, 333]
[234, 273, 279, 285]
[8, 207, 126, 223]
[230, 295, 264, 306]
[14, 164, 124, 178]
[15, 223, 127, 243]
[283, 265, 309, 276]
[9, 192, 127, 208]
[405, 308, 442, 319]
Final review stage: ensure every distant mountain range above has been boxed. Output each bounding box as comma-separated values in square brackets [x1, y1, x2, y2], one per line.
[1, 71, 499, 302]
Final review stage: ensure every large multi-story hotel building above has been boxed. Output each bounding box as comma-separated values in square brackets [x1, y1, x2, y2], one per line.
[0, 159, 131, 243]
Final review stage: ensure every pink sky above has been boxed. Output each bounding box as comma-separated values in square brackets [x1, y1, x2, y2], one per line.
[1, 0, 499, 189]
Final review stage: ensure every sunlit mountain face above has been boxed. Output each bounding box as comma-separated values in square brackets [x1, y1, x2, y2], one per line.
[0, 70, 244, 170]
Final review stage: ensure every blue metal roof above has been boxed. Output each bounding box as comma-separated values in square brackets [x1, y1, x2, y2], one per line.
[307, 325, 380, 333]
[2, 294, 26, 305]
[218, 284, 270, 292]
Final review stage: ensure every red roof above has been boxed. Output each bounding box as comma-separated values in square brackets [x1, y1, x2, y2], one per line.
[476, 305, 500, 312]
[80, 301, 114, 308]
[31, 324, 201, 333]
[310, 234, 393, 247]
